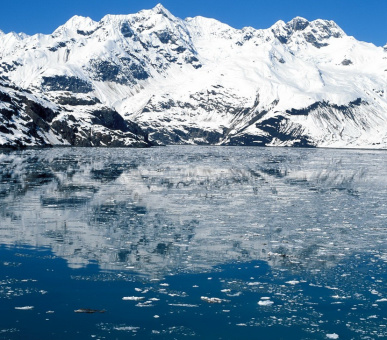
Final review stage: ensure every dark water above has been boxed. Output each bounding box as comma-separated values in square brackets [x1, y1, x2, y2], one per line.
[0, 146, 386, 339]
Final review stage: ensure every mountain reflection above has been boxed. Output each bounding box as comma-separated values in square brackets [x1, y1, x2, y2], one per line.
[0, 146, 386, 277]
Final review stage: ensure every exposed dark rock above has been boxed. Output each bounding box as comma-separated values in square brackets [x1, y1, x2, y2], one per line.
[48, 42, 67, 52]
[129, 63, 149, 80]
[77, 29, 97, 36]
[90, 108, 132, 131]
[90, 60, 121, 82]
[304, 33, 328, 48]
[341, 59, 353, 66]
[0, 91, 13, 104]
[51, 120, 78, 145]
[121, 23, 134, 38]
[223, 98, 366, 146]
[42, 76, 93, 93]
[290, 18, 310, 31]
[286, 98, 365, 117]
[224, 115, 314, 147]
[0, 125, 13, 134]
[89, 58, 149, 84]
[173, 46, 186, 53]
[145, 125, 224, 145]
[275, 34, 288, 44]
[23, 99, 59, 124]
[184, 55, 202, 68]
[0, 61, 22, 73]
[57, 96, 101, 106]
[0, 107, 17, 122]
[155, 30, 176, 44]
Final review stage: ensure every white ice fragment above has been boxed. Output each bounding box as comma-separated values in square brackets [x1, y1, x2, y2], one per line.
[326, 333, 339, 339]
[159, 283, 169, 287]
[153, 315, 160, 318]
[376, 298, 387, 302]
[122, 296, 145, 301]
[286, 280, 300, 285]
[258, 300, 274, 306]
[227, 292, 242, 297]
[15, 306, 34, 310]
[114, 326, 140, 331]
[201, 296, 223, 303]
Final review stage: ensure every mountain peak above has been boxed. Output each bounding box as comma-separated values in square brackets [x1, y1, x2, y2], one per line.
[153, 3, 167, 12]
[151, 3, 174, 18]
[55, 15, 98, 34]
[287, 16, 309, 31]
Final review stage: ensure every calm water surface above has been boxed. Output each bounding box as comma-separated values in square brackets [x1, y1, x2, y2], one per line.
[0, 146, 386, 339]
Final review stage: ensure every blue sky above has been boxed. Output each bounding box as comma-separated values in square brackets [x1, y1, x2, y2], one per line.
[2, 0, 386, 46]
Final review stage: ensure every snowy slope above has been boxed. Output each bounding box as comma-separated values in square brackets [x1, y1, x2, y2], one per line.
[0, 4, 386, 148]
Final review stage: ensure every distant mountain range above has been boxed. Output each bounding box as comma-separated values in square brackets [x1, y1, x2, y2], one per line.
[0, 4, 386, 148]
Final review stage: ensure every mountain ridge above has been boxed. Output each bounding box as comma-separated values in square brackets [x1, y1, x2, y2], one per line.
[0, 4, 386, 148]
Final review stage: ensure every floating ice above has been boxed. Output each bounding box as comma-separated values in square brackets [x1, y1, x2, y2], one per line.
[122, 296, 145, 301]
[258, 300, 274, 306]
[201, 297, 223, 304]
[14, 306, 34, 310]
[326, 334, 339, 339]
[114, 326, 140, 332]
[286, 280, 300, 285]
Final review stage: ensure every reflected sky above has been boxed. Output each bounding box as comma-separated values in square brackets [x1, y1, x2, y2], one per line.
[0, 146, 386, 276]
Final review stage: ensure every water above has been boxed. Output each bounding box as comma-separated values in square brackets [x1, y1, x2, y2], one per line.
[0, 146, 386, 339]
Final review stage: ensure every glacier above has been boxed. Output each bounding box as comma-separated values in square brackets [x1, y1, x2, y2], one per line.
[0, 4, 386, 148]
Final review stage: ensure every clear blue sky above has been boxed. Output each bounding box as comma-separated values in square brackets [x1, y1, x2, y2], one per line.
[2, 0, 386, 46]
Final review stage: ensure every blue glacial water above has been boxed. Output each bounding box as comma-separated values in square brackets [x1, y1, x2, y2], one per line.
[0, 146, 386, 339]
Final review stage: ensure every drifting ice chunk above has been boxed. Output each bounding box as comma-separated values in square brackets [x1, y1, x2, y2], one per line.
[201, 296, 223, 303]
[15, 306, 34, 310]
[122, 296, 145, 301]
[286, 280, 300, 285]
[258, 300, 274, 306]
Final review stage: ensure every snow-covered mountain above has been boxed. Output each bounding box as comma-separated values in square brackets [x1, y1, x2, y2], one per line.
[0, 4, 386, 148]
